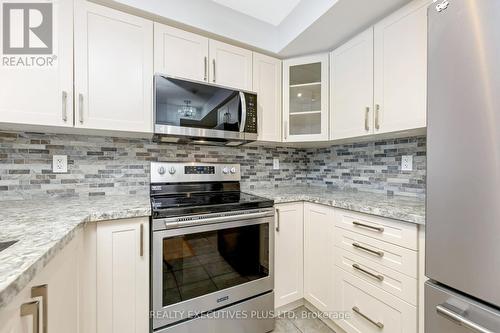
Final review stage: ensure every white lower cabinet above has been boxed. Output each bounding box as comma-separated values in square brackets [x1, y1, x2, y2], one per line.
[334, 268, 417, 333]
[303, 203, 334, 312]
[96, 218, 149, 333]
[273, 203, 422, 333]
[0, 232, 82, 333]
[274, 203, 304, 309]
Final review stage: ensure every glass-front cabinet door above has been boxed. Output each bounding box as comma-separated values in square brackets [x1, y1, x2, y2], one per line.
[283, 54, 329, 142]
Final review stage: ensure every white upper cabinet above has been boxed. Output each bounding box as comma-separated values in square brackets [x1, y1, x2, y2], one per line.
[253, 53, 282, 142]
[74, 0, 153, 133]
[154, 27, 253, 91]
[154, 23, 209, 82]
[330, 28, 374, 140]
[209, 40, 253, 91]
[373, 0, 429, 134]
[283, 54, 329, 142]
[0, 0, 73, 128]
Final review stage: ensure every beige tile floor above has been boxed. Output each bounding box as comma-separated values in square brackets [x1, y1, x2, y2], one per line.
[271, 307, 336, 333]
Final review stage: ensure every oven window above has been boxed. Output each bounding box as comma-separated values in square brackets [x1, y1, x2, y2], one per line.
[162, 223, 269, 306]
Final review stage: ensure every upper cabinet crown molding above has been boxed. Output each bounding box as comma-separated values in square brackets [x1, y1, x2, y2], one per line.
[283, 53, 330, 142]
[74, 0, 153, 133]
[253, 53, 282, 142]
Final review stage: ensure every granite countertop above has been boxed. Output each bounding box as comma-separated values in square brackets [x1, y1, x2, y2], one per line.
[0, 186, 424, 310]
[244, 185, 425, 225]
[0, 195, 151, 309]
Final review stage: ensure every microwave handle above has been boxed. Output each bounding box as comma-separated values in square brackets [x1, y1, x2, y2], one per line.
[239, 92, 247, 133]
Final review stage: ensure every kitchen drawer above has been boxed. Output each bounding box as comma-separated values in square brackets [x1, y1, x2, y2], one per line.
[335, 209, 418, 250]
[335, 227, 418, 277]
[335, 247, 417, 305]
[334, 268, 417, 333]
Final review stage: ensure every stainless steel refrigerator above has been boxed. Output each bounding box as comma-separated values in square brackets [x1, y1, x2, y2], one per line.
[426, 0, 500, 332]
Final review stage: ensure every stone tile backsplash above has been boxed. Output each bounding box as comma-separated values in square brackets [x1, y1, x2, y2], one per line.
[306, 136, 426, 197]
[0, 131, 426, 200]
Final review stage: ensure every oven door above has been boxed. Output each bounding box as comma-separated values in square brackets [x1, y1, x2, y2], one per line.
[154, 75, 257, 141]
[152, 212, 274, 330]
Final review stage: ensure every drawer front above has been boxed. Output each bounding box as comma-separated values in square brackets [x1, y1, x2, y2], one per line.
[335, 228, 418, 277]
[335, 209, 418, 250]
[334, 268, 417, 333]
[335, 247, 417, 305]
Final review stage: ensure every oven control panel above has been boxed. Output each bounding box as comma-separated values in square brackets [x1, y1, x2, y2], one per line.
[151, 162, 240, 183]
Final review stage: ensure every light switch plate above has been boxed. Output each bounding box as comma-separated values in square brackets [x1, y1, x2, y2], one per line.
[273, 158, 280, 170]
[53, 155, 68, 173]
[401, 155, 413, 171]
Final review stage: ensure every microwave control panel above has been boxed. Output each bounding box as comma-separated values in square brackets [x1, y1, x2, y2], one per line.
[244, 93, 257, 134]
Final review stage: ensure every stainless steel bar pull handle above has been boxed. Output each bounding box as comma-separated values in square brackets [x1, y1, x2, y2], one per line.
[352, 221, 384, 233]
[352, 242, 384, 257]
[204, 57, 208, 81]
[212, 59, 216, 83]
[21, 300, 40, 333]
[140, 223, 144, 257]
[78, 93, 84, 123]
[375, 104, 380, 130]
[31, 284, 48, 333]
[284, 121, 288, 140]
[275, 208, 280, 232]
[436, 305, 494, 333]
[365, 107, 370, 131]
[62, 91, 68, 122]
[352, 306, 384, 329]
[352, 263, 384, 281]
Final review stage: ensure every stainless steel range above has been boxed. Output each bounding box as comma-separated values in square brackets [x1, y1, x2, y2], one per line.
[150, 162, 275, 333]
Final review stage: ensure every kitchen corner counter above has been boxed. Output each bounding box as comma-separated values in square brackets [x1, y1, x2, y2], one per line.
[244, 186, 425, 225]
[0, 195, 151, 309]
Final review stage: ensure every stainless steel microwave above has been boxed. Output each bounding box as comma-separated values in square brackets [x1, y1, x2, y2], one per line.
[153, 75, 258, 146]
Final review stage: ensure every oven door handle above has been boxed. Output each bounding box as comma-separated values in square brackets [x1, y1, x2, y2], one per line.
[240, 92, 247, 133]
[155, 209, 274, 231]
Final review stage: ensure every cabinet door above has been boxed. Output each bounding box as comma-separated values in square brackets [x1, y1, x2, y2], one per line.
[0, 232, 81, 333]
[97, 218, 149, 333]
[283, 54, 329, 142]
[0, 0, 73, 128]
[274, 203, 304, 309]
[304, 203, 334, 312]
[74, 1, 153, 133]
[253, 53, 282, 142]
[154, 23, 209, 82]
[373, 0, 429, 134]
[331, 28, 374, 140]
[209, 40, 253, 91]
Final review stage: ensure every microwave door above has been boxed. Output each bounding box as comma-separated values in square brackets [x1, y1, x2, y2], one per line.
[155, 76, 244, 133]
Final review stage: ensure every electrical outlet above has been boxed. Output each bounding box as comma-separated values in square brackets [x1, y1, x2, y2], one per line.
[401, 155, 413, 171]
[273, 158, 280, 170]
[53, 155, 68, 173]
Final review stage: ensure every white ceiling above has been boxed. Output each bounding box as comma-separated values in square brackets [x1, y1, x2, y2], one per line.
[108, 0, 412, 57]
[211, 0, 301, 26]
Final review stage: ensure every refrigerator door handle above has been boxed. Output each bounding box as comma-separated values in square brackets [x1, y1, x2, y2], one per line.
[436, 305, 495, 333]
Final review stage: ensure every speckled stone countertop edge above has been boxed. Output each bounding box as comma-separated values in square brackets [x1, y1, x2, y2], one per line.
[0, 223, 85, 310]
[244, 187, 426, 225]
[0, 202, 151, 310]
